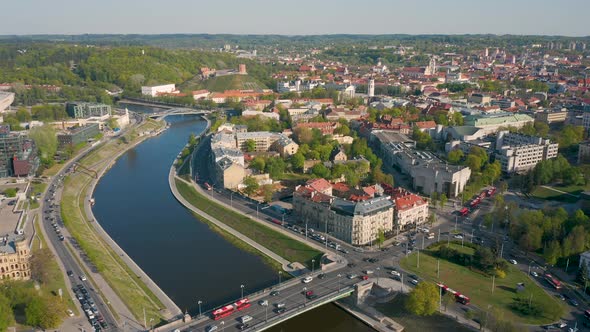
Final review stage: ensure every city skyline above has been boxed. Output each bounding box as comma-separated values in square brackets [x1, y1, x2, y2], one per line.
[1, 0, 589, 36]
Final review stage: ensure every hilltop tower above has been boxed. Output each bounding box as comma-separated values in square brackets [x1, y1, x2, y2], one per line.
[368, 79, 375, 97]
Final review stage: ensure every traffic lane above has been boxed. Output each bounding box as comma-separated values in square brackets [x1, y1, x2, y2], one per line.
[186, 276, 359, 331]
[41, 175, 118, 329]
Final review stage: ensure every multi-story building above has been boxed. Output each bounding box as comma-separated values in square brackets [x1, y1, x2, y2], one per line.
[390, 188, 429, 231]
[293, 183, 394, 246]
[270, 135, 299, 158]
[295, 122, 340, 135]
[535, 109, 567, 124]
[66, 102, 111, 119]
[57, 123, 100, 149]
[141, 84, 176, 97]
[236, 131, 281, 152]
[495, 131, 559, 173]
[372, 130, 471, 198]
[578, 141, 590, 164]
[0, 235, 31, 281]
[214, 157, 246, 190]
[464, 113, 534, 135]
[0, 125, 39, 178]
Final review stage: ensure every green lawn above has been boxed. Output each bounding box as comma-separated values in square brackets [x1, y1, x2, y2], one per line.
[175, 179, 323, 268]
[277, 172, 313, 182]
[60, 120, 166, 323]
[531, 186, 579, 202]
[375, 294, 474, 332]
[400, 246, 564, 325]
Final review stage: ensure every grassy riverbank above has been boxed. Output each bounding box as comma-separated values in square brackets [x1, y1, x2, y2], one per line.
[175, 179, 323, 269]
[60, 119, 166, 322]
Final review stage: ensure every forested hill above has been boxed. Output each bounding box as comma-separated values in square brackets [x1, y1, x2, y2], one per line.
[0, 43, 278, 104]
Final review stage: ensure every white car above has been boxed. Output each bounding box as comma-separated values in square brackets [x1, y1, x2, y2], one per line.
[531, 271, 538, 277]
[258, 299, 268, 306]
[509, 259, 518, 265]
[390, 271, 401, 277]
[66, 309, 74, 317]
[453, 234, 463, 239]
[79, 275, 87, 281]
[302, 276, 313, 283]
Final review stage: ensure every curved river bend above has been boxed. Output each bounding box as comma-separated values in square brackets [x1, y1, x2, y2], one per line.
[92, 108, 373, 332]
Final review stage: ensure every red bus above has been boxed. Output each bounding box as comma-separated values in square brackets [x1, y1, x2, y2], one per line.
[212, 298, 251, 320]
[459, 208, 469, 216]
[478, 191, 487, 199]
[436, 282, 470, 305]
[486, 187, 496, 197]
[544, 273, 562, 289]
[235, 298, 251, 311]
[212, 304, 234, 320]
[470, 197, 481, 208]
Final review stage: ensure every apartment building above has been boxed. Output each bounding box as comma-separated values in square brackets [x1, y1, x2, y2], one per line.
[535, 109, 567, 124]
[66, 102, 111, 119]
[293, 184, 394, 246]
[57, 123, 100, 149]
[0, 125, 39, 178]
[495, 131, 559, 173]
[390, 188, 429, 231]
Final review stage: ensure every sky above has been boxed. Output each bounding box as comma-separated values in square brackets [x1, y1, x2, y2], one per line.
[1, 0, 589, 36]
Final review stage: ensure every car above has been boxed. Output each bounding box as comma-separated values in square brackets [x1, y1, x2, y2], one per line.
[368, 258, 379, 263]
[205, 325, 218, 332]
[390, 271, 401, 277]
[58, 235, 65, 241]
[347, 274, 358, 279]
[99, 321, 108, 329]
[362, 275, 369, 280]
[275, 302, 286, 308]
[556, 294, 566, 301]
[509, 259, 518, 265]
[354, 247, 364, 253]
[67, 270, 74, 277]
[66, 309, 74, 317]
[304, 290, 317, 300]
[258, 299, 268, 306]
[80, 275, 87, 281]
[531, 271, 538, 277]
[302, 276, 313, 283]
[363, 270, 374, 275]
[409, 279, 419, 285]
[557, 321, 568, 328]
[569, 299, 579, 306]
[237, 323, 250, 330]
[274, 307, 286, 314]
[453, 234, 463, 239]
[318, 273, 326, 279]
[347, 263, 356, 268]
[239, 315, 253, 324]
[270, 290, 280, 296]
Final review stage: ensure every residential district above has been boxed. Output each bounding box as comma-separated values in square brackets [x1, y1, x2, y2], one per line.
[1, 36, 590, 332]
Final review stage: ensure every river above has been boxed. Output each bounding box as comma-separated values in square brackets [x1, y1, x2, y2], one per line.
[92, 106, 373, 332]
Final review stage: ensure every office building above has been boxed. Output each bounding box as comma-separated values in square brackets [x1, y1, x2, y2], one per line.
[535, 109, 567, 124]
[57, 123, 100, 149]
[495, 131, 559, 173]
[464, 112, 534, 135]
[0, 125, 39, 178]
[66, 102, 111, 119]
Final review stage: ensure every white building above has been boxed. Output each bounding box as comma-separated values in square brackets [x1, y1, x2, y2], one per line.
[495, 131, 559, 174]
[392, 190, 429, 231]
[368, 79, 375, 97]
[0, 92, 14, 111]
[141, 84, 176, 97]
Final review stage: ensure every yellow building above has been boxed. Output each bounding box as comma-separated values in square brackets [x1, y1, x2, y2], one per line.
[0, 235, 31, 281]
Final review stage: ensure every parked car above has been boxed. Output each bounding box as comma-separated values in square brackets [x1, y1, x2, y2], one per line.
[531, 271, 538, 277]
[509, 259, 518, 265]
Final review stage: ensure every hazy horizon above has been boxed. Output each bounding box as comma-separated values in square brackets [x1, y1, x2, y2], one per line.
[1, 0, 589, 37]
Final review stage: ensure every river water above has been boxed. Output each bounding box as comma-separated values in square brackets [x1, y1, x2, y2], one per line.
[92, 106, 373, 331]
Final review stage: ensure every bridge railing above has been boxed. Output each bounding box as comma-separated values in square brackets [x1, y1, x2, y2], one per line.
[245, 286, 354, 331]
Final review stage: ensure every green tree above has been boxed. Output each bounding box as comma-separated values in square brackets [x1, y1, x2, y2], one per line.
[29, 125, 58, 167]
[242, 176, 259, 197]
[447, 149, 464, 164]
[250, 157, 266, 173]
[577, 262, 589, 285]
[451, 112, 464, 126]
[262, 184, 273, 203]
[544, 240, 561, 266]
[244, 139, 256, 152]
[439, 193, 447, 211]
[188, 133, 197, 146]
[311, 163, 331, 179]
[405, 282, 439, 316]
[4, 188, 17, 197]
[290, 152, 305, 172]
[376, 229, 385, 248]
[465, 154, 483, 172]
[30, 248, 54, 284]
[25, 295, 65, 329]
[16, 107, 32, 122]
[0, 292, 14, 332]
[265, 158, 286, 179]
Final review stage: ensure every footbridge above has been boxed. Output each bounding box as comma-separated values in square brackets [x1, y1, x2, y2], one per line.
[149, 108, 212, 121]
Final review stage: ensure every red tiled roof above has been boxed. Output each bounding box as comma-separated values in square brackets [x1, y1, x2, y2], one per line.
[414, 121, 437, 129]
[395, 194, 427, 211]
[306, 178, 332, 193]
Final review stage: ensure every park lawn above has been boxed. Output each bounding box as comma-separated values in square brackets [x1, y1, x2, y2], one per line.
[400, 248, 564, 325]
[375, 294, 474, 332]
[175, 179, 323, 268]
[531, 186, 579, 202]
[60, 120, 167, 323]
[32, 216, 78, 314]
[277, 173, 313, 181]
[446, 243, 475, 256]
[42, 163, 63, 177]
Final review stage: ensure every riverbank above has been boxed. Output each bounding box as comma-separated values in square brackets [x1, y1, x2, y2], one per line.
[60, 118, 181, 325]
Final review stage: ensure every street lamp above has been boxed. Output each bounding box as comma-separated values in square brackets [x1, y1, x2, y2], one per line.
[303, 287, 307, 305]
[312, 259, 315, 274]
[278, 271, 282, 288]
[240, 284, 245, 299]
[337, 274, 342, 292]
[197, 300, 202, 318]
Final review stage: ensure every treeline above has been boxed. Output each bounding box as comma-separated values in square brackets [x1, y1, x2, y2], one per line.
[0, 44, 281, 105]
[519, 155, 586, 193]
[434, 242, 509, 276]
[508, 207, 589, 266]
